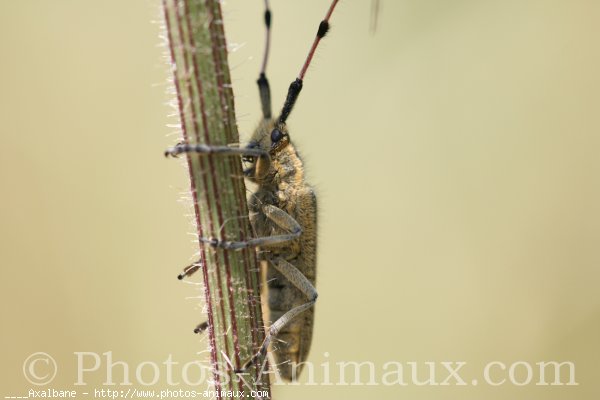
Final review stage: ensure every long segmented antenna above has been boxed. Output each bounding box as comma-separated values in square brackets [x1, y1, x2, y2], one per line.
[260, 0, 272, 77]
[257, 0, 273, 119]
[370, 0, 380, 34]
[278, 0, 340, 125]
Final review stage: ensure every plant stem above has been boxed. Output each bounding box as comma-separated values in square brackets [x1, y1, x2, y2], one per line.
[163, 0, 270, 396]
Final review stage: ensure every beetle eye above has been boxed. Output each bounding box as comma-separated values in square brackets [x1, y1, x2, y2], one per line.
[270, 129, 284, 143]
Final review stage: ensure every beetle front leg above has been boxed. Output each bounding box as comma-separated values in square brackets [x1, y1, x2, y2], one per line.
[164, 142, 268, 159]
[165, 142, 271, 179]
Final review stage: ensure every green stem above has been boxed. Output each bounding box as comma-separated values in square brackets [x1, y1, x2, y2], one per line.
[163, 0, 271, 396]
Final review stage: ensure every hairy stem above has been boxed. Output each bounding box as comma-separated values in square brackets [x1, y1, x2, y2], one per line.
[163, 0, 270, 395]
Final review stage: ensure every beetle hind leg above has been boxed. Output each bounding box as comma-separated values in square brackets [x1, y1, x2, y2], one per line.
[235, 257, 317, 378]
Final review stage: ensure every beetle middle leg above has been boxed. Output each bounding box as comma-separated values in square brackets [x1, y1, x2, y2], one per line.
[201, 204, 302, 250]
[177, 204, 303, 336]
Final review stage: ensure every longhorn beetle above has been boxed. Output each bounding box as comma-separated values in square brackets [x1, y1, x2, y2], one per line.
[166, 0, 340, 380]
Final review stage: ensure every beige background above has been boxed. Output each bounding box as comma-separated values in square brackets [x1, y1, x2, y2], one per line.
[1, 0, 599, 399]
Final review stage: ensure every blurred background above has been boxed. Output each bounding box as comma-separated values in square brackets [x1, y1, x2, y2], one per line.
[1, 0, 599, 399]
